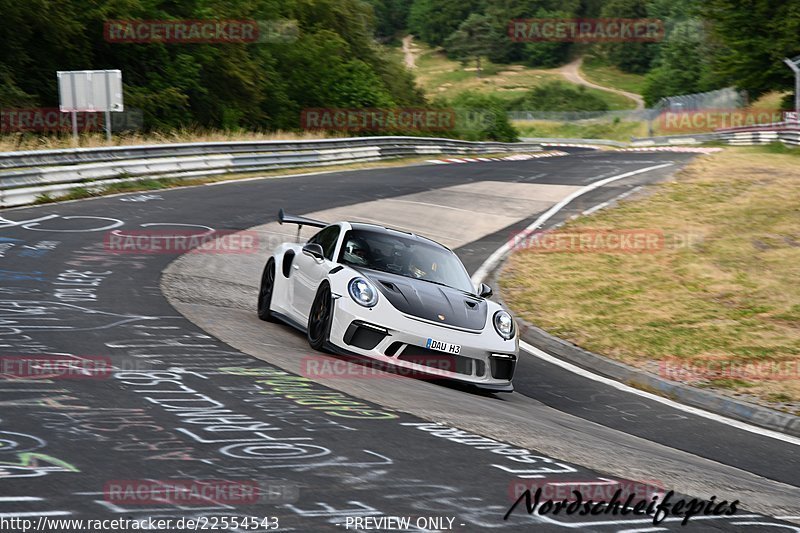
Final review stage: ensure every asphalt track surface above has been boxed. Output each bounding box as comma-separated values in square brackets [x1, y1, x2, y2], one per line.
[0, 148, 797, 532]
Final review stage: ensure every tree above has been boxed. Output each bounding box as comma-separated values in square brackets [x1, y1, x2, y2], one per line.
[408, 0, 485, 46]
[365, 0, 414, 39]
[441, 91, 519, 141]
[599, 0, 659, 73]
[444, 14, 496, 78]
[0, 0, 425, 132]
[642, 20, 718, 106]
[704, 0, 800, 99]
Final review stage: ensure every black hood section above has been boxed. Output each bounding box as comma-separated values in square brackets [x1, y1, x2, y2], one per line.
[356, 269, 487, 330]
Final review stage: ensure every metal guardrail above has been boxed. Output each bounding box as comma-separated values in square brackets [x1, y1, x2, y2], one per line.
[0, 137, 543, 208]
[630, 133, 720, 145]
[0, 136, 536, 170]
[632, 126, 800, 147]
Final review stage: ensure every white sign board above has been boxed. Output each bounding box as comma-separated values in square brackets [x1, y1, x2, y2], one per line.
[57, 70, 123, 112]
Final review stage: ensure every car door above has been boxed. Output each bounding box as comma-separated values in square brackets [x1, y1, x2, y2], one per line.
[290, 224, 340, 321]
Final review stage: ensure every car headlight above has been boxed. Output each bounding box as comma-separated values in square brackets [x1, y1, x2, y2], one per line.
[348, 277, 378, 307]
[493, 310, 514, 340]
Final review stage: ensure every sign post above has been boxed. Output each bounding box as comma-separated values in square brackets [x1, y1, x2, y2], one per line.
[783, 57, 800, 124]
[57, 70, 124, 144]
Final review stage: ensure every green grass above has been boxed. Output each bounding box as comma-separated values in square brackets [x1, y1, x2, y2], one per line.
[698, 378, 755, 390]
[581, 88, 637, 111]
[500, 148, 800, 405]
[513, 120, 648, 141]
[580, 57, 647, 95]
[405, 41, 636, 111]
[756, 142, 800, 155]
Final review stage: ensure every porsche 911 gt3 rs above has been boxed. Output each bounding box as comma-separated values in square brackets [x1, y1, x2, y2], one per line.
[257, 209, 518, 391]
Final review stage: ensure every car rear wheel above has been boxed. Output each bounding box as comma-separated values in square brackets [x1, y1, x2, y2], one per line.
[257, 259, 277, 322]
[307, 282, 332, 351]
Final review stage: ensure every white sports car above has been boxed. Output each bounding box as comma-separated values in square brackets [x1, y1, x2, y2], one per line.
[257, 209, 518, 391]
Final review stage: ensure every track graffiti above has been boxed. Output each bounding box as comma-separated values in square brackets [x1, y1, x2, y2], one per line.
[0, 300, 168, 335]
[52, 270, 112, 303]
[219, 367, 397, 421]
[0, 425, 78, 479]
[0, 214, 124, 233]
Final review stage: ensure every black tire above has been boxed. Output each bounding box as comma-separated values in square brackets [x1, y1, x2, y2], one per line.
[257, 259, 277, 322]
[307, 282, 333, 351]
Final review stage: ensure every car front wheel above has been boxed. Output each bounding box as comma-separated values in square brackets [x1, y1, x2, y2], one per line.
[257, 259, 277, 322]
[307, 282, 333, 351]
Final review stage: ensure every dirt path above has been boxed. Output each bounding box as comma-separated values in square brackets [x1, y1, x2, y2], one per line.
[402, 35, 416, 69]
[557, 57, 644, 110]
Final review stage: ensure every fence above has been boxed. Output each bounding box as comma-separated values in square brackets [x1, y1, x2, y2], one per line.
[508, 87, 747, 124]
[656, 87, 748, 112]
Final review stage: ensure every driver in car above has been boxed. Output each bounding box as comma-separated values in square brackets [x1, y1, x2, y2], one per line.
[408, 249, 438, 280]
[343, 236, 371, 266]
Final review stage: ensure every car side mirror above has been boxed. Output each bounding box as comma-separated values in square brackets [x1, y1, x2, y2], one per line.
[302, 243, 325, 261]
[478, 283, 493, 298]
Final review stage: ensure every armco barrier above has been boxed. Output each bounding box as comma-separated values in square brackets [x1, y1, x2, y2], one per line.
[0, 137, 542, 208]
[632, 123, 800, 146]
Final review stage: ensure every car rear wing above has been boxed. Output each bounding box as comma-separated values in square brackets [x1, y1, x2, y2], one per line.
[277, 208, 328, 242]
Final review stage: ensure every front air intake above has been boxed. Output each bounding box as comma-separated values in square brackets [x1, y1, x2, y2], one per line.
[489, 354, 517, 380]
[343, 321, 388, 350]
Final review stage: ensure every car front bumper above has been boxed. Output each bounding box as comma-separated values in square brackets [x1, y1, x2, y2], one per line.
[327, 294, 518, 391]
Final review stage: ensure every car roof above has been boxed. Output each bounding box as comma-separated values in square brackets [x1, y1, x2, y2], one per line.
[344, 221, 450, 251]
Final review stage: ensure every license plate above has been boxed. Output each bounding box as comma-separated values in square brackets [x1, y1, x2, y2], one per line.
[426, 338, 461, 355]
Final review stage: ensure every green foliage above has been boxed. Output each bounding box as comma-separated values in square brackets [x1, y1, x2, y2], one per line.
[0, 0, 424, 133]
[484, 3, 577, 67]
[408, 0, 485, 46]
[440, 91, 519, 141]
[599, 0, 658, 73]
[4, 0, 796, 139]
[509, 81, 610, 112]
[641, 20, 715, 106]
[366, 0, 414, 39]
[443, 14, 496, 77]
[704, 0, 800, 98]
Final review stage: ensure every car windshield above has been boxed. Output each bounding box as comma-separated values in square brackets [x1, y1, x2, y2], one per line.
[338, 229, 474, 293]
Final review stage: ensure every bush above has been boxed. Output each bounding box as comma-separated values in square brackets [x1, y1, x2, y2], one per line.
[439, 92, 519, 142]
[509, 81, 610, 112]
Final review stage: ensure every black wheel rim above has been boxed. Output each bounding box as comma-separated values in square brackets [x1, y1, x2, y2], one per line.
[258, 262, 274, 312]
[309, 287, 330, 342]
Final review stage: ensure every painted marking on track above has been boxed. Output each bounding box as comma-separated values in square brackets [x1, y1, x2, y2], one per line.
[521, 340, 800, 447]
[537, 513, 762, 528]
[581, 186, 643, 216]
[0, 512, 71, 517]
[471, 161, 800, 446]
[471, 163, 673, 284]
